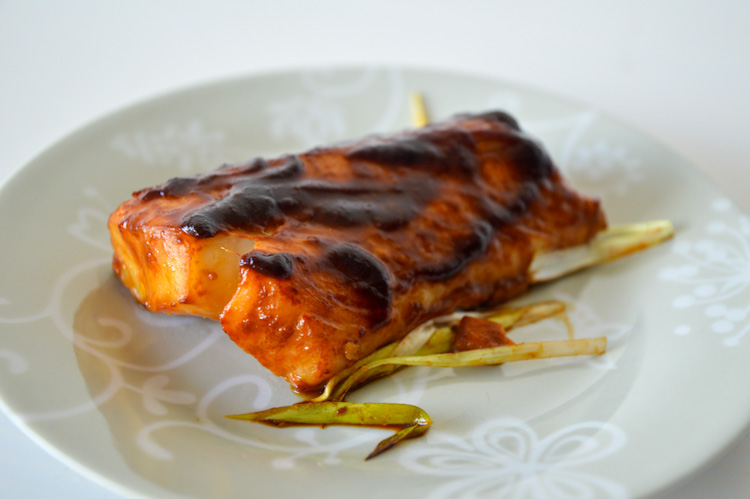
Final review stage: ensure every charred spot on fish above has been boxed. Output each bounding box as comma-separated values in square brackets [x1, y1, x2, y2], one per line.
[417, 221, 494, 281]
[241, 251, 295, 280]
[277, 196, 301, 211]
[347, 131, 479, 175]
[454, 110, 521, 131]
[256, 155, 304, 180]
[179, 215, 217, 238]
[310, 199, 415, 230]
[506, 138, 553, 179]
[347, 138, 444, 167]
[480, 199, 515, 228]
[287, 178, 429, 230]
[181, 192, 282, 237]
[138, 176, 198, 200]
[426, 128, 481, 175]
[481, 182, 542, 228]
[138, 158, 271, 202]
[309, 199, 370, 227]
[236, 157, 268, 174]
[179, 175, 430, 236]
[325, 243, 391, 313]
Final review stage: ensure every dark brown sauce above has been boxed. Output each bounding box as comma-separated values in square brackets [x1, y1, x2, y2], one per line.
[347, 128, 479, 175]
[454, 110, 521, 131]
[326, 243, 390, 304]
[504, 137, 554, 179]
[136, 111, 556, 329]
[240, 251, 294, 280]
[416, 220, 493, 281]
[324, 242, 391, 326]
[141, 154, 436, 238]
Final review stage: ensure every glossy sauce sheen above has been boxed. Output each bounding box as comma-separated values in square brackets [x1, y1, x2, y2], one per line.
[118, 111, 606, 393]
[136, 111, 549, 293]
[144, 155, 434, 237]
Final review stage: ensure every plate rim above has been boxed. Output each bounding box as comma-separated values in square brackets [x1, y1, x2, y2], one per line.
[0, 64, 748, 498]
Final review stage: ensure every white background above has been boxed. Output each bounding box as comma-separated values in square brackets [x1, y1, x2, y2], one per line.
[1, 1, 749, 497]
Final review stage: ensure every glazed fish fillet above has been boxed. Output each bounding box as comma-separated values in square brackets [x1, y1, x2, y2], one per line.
[108, 111, 606, 393]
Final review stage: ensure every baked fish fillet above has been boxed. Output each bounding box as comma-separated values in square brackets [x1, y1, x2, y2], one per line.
[108, 111, 606, 394]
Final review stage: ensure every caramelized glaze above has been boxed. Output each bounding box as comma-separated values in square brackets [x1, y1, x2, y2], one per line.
[108, 111, 606, 393]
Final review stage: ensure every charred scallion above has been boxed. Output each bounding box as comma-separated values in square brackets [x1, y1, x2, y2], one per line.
[228, 401, 432, 460]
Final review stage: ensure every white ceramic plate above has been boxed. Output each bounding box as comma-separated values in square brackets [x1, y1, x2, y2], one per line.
[1, 67, 749, 499]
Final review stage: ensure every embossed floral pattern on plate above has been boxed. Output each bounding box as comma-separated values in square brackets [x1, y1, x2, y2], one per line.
[1, 67, 749, 499]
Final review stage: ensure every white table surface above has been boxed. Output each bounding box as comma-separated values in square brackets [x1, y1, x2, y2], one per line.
[1, 1, 749, 497]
